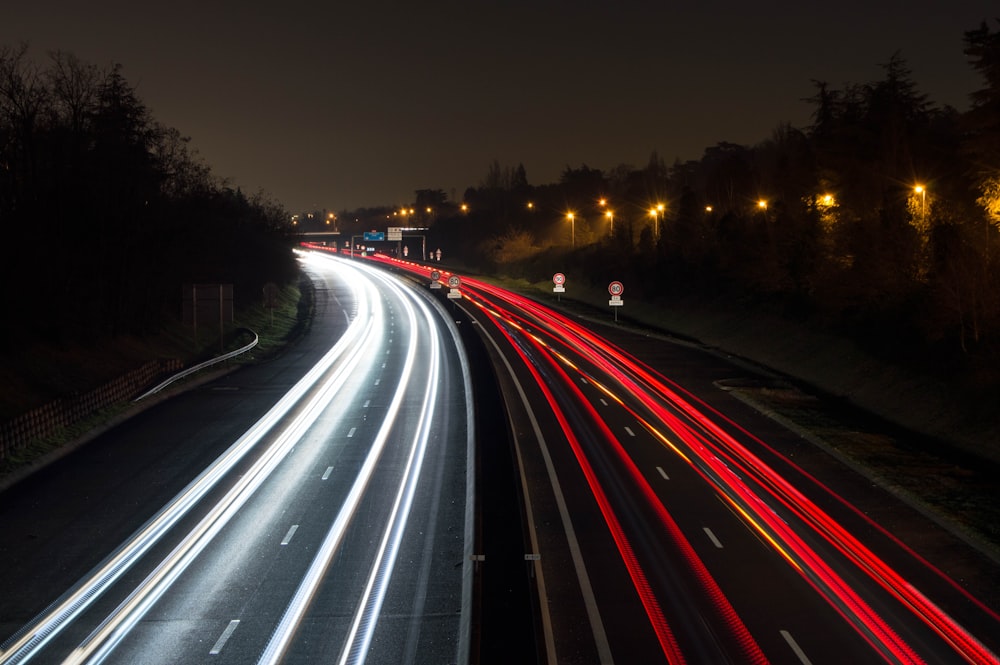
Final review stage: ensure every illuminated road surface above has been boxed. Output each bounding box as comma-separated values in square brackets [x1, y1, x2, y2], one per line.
[0, 252, 474, 665]
[368, 252, 1000, 665]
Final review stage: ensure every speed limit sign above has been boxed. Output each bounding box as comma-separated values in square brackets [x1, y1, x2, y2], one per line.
[448, 275, 461, 289]
[608, 281, 624, 296]
[553, 272, 566, 286]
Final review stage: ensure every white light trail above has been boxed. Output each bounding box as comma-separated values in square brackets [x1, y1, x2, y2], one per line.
[0, 256, 375, 665]
[256, 260, 431, 665]
[338, 278, 442, 665]
[60, 265, 382, 665]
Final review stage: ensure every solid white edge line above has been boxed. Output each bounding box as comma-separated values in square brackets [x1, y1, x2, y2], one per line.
[462, 301, 613, 665]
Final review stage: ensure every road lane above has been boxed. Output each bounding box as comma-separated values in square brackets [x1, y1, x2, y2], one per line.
[0, 251, 474, 665]
[362, 253, 999, 665]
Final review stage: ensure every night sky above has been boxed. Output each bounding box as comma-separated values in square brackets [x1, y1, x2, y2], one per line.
[3, 1, 996, 212]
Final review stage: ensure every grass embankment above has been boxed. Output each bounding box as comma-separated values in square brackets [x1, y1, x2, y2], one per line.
[0, 279, 309, 479]
[489, 274, 1000, 554]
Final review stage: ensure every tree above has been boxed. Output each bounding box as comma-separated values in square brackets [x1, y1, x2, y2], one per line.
[962, 20, 1000, 227]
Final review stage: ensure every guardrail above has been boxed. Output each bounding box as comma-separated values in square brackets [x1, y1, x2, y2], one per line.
[0, 358, 181, 463]
[0, 330, 259, 464]
[133, 329, 259, 402]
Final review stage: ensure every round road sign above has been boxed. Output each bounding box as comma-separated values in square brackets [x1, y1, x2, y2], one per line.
[553, 272, 566, 286]
[608, 281, 624, 296]
[447, 275, 462, 289]
[430, 270, 441, 281]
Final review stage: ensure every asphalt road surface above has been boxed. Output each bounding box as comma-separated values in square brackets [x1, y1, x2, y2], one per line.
[0, 252, 475, 665]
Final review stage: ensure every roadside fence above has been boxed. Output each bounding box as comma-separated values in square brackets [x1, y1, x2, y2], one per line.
[0, 358, 182, 463]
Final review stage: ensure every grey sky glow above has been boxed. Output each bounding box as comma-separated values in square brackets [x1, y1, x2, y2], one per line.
[3, 1, 995, 212]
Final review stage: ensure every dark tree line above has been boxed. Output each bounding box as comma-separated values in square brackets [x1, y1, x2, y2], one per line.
[396, 22, 1000, 371]
[0, 45, 297, 345]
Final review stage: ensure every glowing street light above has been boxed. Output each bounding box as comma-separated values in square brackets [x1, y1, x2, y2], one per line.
[605, 210, 614, 236]
[914, 185, 926, 222]
[566, 212, 576, 247]
[757, 199, 768, 211]
[649, 203, 664, 240]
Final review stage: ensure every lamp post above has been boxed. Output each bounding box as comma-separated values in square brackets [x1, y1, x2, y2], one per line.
[914, 185, 926, 223]
[566, 212, 576, 247]
[649, 203, 664, 241]
[606, 210, 613, 236]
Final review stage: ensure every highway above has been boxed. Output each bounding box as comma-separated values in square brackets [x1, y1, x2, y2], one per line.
[365, 251, 1000, 665]
[0, 251, 475, 664]
[3, 246, 999, 664]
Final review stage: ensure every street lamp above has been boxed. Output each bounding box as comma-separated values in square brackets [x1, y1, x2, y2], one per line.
[606, 210, 614, 236]
[914, 185, 926, 222]
[649, 203, 664, 240]
[566, 212, 576, 247]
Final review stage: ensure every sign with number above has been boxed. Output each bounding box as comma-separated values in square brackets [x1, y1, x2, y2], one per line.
[608, 281, 624, 296]
[553, 273, 566, 286]
[448, 275, 461, 289]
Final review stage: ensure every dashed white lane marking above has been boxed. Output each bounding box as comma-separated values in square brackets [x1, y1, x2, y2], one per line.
[780, 630, 814, 665]
[374, 378, 381, 386]
[703, 527, 724, 549]
[322, 466, 333, 480]
[656, 466, 669, 480]
[281, 525, 299, 545]
[624, 426, 636, 437]
[580, 377, 588, 384]
[599, 398, 608, 406]
[347, 427, 357, 437]
[209, 620, 240, 655]
[363, 399, 370, 408]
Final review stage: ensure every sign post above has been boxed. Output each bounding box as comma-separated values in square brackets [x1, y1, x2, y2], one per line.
[553, 272, 566, 299]
[447, 275, 462, 299]
[608, 281, 624, 322]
